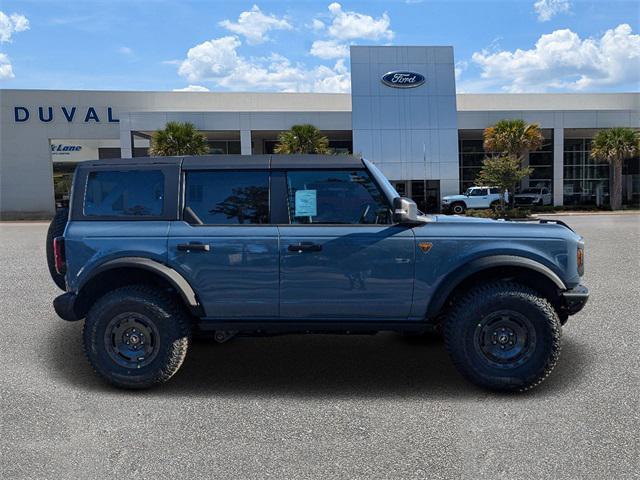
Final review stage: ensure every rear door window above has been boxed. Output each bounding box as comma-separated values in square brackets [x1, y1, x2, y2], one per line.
[84, 170, 164, 217]
[185, 170, 269, 224]
[285, 169, 391, 224]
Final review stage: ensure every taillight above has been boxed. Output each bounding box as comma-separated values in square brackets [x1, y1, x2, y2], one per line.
[577, 243, 585, 276]
[53, 237, 66, 275]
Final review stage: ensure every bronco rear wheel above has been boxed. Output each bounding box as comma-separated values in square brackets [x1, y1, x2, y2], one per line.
[444, 281, 561, 392]
[83, 285, 191, 389]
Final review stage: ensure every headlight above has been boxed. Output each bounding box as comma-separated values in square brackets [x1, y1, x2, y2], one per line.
[577, 242, 585, 276]
[442, 199, 450, 203]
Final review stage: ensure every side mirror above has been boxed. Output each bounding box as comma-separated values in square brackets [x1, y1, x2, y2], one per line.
[393, 197, 419, 224]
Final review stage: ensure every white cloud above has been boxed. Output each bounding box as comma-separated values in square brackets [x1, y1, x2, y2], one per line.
[310, 39, 349, 59]
[471, 24, 640, 92]
[308, 3, 393, 59]
[177, 36, 350, 92]
[118, 46, 134, 56]
[0, 11, 29, 43]
[219, 5, 291, 45]
[0, 52, 14, 79]
[173, 85, 210, 92]
[533, 0, 571, 22]
[178, 36, 243, 82]
[324, 3, 393, 41]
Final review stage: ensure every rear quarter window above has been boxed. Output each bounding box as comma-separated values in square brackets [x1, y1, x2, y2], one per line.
[84, 170, 164, 217]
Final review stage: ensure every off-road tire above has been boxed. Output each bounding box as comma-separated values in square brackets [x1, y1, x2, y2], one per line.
[444, 281, 561, 392]
[451, 202, 466, 215]
[46, 208, 68, 290]
[490, 200, 503, 212]
[83, 285, 191, 389]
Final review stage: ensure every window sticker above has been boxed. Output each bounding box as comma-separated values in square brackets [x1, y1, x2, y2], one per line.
[294, 190, 317, 217]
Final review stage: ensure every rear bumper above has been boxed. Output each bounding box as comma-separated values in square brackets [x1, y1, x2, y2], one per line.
[53, 292, 82, 322]
[561, 284, 589, 316]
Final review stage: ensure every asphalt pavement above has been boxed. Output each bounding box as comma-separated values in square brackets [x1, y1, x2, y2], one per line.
[1, 215, 638, 479]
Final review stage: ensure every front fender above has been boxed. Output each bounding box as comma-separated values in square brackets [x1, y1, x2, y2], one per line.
[423, 255, 567, 320]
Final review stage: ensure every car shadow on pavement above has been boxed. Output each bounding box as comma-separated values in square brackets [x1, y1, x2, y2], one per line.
[46, 320, 591, 399]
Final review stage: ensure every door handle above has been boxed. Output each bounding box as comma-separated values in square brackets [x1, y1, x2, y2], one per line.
[288, 242, 322, 253]
[177, 242, 210, 252]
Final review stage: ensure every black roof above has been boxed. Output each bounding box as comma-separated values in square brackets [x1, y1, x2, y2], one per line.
[78, 154, 364, 170]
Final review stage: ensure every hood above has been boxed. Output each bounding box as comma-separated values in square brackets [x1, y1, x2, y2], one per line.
[442, 194, 466, 201]
[415, 214, 580, 240]
[431, 214, 495, 223]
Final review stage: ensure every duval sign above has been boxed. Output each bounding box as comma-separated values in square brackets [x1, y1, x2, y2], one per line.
[381, 71, 425, 88]
[13, 106, 119, 123]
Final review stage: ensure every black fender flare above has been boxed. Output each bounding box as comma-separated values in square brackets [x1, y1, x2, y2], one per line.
[425, 255, 566, 319]
[78, 257, 200, 309]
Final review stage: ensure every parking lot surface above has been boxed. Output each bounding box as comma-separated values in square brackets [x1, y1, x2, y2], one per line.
[1, 215, 638, 479]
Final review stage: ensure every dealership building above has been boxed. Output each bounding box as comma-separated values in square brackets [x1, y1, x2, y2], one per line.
[1, 45, 638, 218]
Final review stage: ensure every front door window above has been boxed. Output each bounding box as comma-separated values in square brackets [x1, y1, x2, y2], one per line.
[286, 169, 392, 225]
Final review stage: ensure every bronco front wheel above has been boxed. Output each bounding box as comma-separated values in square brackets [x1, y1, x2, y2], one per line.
[83, 285, 191, 389]
[444, 281, 561, 392]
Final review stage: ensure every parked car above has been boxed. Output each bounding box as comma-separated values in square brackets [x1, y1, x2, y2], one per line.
[48, 155, 588, 392]
[515, 187, 552, 206]
[441, 187, 507, 214]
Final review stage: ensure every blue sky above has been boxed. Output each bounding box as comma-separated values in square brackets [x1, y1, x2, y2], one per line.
[1, 0, 638, 93]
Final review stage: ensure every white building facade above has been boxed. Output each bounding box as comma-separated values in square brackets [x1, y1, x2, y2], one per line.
[1, 45, 638, 218]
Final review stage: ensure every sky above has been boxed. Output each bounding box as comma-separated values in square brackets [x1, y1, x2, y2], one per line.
[0, 0, 638, 93]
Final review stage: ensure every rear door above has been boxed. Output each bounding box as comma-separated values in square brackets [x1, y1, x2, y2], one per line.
[277, 168, 415, 320]
[167, 165, 279, 319]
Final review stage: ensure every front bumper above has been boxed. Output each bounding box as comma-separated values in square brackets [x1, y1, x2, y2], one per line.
[53, 292, 82, 322]
[560, 284, 589, 316]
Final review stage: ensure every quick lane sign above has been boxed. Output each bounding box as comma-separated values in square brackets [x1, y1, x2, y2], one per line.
[381, 71, 425, 89]
[14, 106, 119, 123]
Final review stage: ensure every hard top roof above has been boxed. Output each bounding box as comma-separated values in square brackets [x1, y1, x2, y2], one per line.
[77, 154, 364, 170]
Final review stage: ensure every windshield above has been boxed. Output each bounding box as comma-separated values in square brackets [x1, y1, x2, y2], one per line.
[520, 188, 539, 194]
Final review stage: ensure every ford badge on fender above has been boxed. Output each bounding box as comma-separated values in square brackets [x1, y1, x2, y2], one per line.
[381, 71, 425, 88]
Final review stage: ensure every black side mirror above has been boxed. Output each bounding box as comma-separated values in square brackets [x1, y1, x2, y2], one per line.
[393, 197, 419, 224]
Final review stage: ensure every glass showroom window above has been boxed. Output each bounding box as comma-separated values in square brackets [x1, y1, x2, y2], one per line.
[563, 138, 610, 206]
[458, 138, 486, 193]
[207, 140, 241, 155]
[528, 134, 554, 190]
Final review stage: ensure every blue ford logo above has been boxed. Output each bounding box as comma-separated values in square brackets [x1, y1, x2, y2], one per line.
[381, 71, 425, 88]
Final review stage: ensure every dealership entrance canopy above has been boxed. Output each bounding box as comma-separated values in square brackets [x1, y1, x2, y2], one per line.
[1, 45, 638, 218]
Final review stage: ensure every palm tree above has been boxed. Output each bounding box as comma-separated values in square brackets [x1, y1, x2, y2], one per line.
[483, 119, 544, 159]
[149, 121, 209, 156]
[274, 124, 330, 154]
[483, 119, 544, 206]
[590, 127, 640, 210]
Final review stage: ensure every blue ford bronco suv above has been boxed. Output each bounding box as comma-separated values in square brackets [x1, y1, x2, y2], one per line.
[48, 155, 588, 391]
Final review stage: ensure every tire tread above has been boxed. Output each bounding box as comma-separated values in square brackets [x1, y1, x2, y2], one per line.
[443, 280, 561, 392]
[83, 284, 191, 389]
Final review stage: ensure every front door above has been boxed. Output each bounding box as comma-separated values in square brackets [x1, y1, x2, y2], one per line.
[466, 187, 489, 208]
[167, 169, 278, 319]
[278, 168, 415, 320]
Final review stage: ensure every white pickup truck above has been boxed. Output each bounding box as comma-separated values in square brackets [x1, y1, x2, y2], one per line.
[441, 187, 507, 214]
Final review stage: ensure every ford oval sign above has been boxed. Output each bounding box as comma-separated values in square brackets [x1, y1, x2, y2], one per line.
[381, 71, 425, 88]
